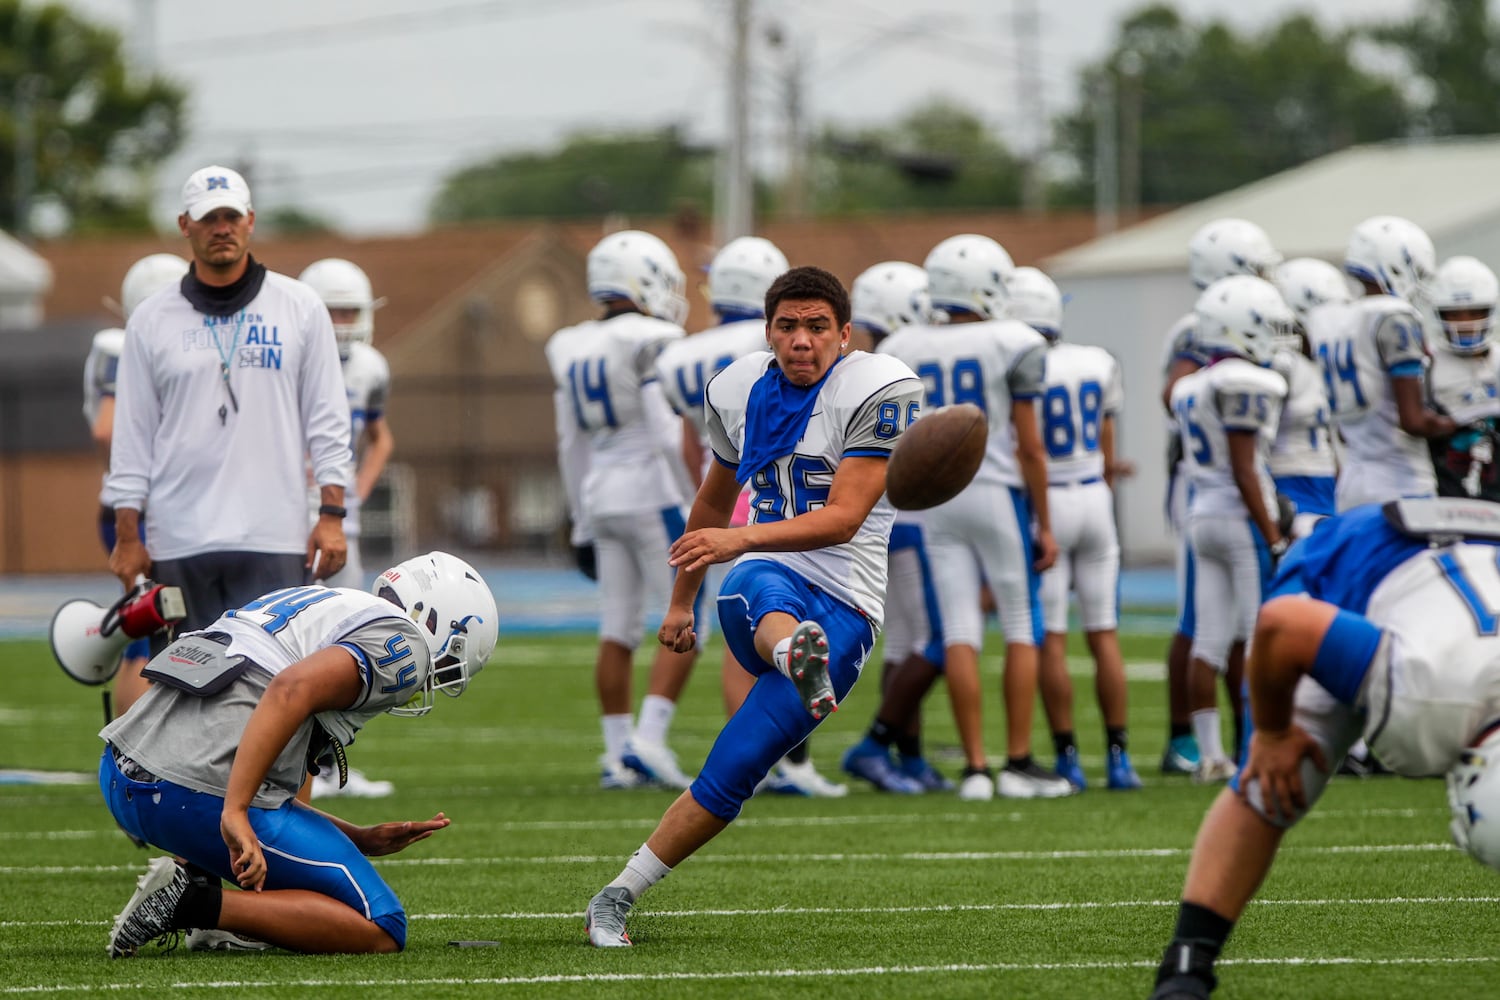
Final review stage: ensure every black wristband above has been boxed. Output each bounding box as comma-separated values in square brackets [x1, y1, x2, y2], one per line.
[318, 504, 348, 519]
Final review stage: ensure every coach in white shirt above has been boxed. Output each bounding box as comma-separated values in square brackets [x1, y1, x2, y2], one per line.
[106, 165, 351, 644]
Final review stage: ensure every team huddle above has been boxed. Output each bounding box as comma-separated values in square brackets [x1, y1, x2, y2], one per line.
[73, 167, 1500, 997]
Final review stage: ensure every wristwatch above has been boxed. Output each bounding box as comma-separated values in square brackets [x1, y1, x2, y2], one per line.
[318, 504, 348, 519]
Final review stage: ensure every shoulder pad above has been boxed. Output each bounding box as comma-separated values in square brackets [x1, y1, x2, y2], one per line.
[1383, 498, 1500, 543]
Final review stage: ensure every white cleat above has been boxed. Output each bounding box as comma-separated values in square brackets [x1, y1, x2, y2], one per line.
[997, 760, 1075, 799]
[185, 928, 272, 952]
[585, 886, 634, 948]
[958, 770, 995, 801]
[621, 739, 694, 790]
[310, 767, 394, 800]
[766, 759, 849, 798]
[599, 755, 645, 790]
[1192, 757, 1239, 785]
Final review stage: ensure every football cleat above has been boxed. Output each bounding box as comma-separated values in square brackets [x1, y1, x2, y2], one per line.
[310, 767, 394, 800]
[958, 767, 996, 801]
[900, 755, 955, 792]
[1055, 746, 1087, 791]
[599, 755, 645, 790]
[585, 886, 634, 948]
[1192, 757, 1238, 785]
[1161, 734, 1201, 775]
[108, 856, 189, 958]
[184, 928, 272, 952]
[765, 758, 849, 797]
[1106, 747, 1144, 790]
[621, 740, 693, 790]
[997, 759, 1075, 799]
[842, 743, 923, 794]
[787, 621, 837, 720]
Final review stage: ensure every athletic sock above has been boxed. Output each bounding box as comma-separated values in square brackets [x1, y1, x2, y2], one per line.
[1155, 901, 1233, 992]
[1106, 727, 1128, 754]
[1170, 722, 1191, 741]
[867, 719, 898, 747]
[1190, 709, 1223, 762]
[1006, 754, 1034, 771]
[1053, 730, 1077, 759]
[772, 637, 792, 679]
[894, 732, 922, 760]
[608, 843, 672, 902]
[634, 695, 676, 746]
[172, 880, 223, 931]
[784, 739, 810, 766]
[602, 714, 633, 763]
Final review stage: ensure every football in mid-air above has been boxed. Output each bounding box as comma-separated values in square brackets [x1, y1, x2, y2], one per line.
[884, 403, 987, 510]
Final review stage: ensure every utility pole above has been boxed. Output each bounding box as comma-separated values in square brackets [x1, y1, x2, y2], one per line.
[13, 76, 42, 243]
[1092, 72, 1118, 237]
[1013, 0, 1045, 214]
[767, 24, 808, 221]
[715, 0, 754, 244]
[1118, 50, 1143, 224]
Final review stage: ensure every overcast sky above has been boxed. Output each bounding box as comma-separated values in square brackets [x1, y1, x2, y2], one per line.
[60, 0, 1423, 236]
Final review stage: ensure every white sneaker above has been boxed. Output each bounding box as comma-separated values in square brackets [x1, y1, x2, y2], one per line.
[310, 768, 394, 800]
[958, 769, 995, 801]
[996, 760, 1075, 799]
[185, 928, 272, 952]
[767, 759, 849, 797]
[599, 756, 644, 790]
[1192, 757, 1238, 784]
[621, 739, 694, 789]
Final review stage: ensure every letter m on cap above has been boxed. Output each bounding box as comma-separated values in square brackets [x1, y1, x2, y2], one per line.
[206, 176, 229, 191]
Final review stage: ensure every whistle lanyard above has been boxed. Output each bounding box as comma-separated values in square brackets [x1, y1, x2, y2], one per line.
[210, 311, 246, 426]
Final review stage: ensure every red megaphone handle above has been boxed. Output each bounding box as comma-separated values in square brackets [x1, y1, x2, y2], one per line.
[99, 575, 150, 638]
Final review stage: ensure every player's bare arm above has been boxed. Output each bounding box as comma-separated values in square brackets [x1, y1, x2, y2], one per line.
[1225, 431, 1282, 547]
[109, 507, 150, 589]
[1012, 397, 1058, 571]
[1238, 596, 1337, 817]
[222, 647, 365, 889]
[659, 460, 743, 652]
[306, 484, 349, 579]
[354, 417, 394, 502]
[1392, 375, 1459, 439]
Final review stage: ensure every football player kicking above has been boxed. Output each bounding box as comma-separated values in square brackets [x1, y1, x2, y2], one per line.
[584, 266, 922, 947]
[99, 552, 497, 957]
[1150, 498, 1500, 998]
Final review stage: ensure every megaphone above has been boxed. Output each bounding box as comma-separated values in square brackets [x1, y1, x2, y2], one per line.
[50, 579, 186, 686]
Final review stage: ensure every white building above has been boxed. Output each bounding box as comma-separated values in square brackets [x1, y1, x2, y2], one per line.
[0, 229, 51, 329]
[1044, 136, 1500, 562]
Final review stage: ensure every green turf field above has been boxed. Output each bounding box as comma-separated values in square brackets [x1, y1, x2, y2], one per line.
[3, 632, 1497, 999]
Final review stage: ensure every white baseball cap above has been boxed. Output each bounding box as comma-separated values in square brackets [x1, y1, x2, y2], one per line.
[181, 165, 252, 221]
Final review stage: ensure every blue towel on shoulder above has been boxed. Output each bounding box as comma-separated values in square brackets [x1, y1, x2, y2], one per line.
[736, 357, 842, 485]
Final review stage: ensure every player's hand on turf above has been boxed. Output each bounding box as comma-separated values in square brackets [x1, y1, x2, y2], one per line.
[306, 518, 348, 580]
[221, 808, 267, 891]
[668, 527, 744, 573]
[356, 812, 451, 857]
[1032, 528, 1059, 573]
[1238, 725, 1327, 821]
[658, 606, 696, 653]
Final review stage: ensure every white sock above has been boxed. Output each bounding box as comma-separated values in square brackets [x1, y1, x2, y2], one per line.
[602, 714, 633, 763]
[635, 695, 676, 746]
[608, 843, 672, 902]
[1191, 708, 1223, 762]
[772, 637, 792, 679]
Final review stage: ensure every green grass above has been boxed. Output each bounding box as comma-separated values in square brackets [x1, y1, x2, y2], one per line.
[2, 631, 1497, 999]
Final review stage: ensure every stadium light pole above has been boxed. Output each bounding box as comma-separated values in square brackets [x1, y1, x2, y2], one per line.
[715, 0, 754, 244]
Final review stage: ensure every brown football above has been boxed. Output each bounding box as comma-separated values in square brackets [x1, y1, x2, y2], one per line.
[885, 403, 988, 510]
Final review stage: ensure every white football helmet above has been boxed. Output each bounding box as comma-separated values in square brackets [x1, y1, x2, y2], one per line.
[587, 230, 688, 325]
[300, 258, 380, 361]
[708, 236, 788, 319]
[1193, 274, 1294, 366]
[1005, 266, 1063, 339]
[1272, 257, 1353, 322]
[372, 551, 499, 717]
[1344, 215, 1436, 306]
[924, 234, 1015, 320]
[851, 261, 930, 339]
[1187, 218, 1281, 290]
[120, 253, 188, 319]
[1447, 723, 1500, 872]
[1430, 255, 1499, 355]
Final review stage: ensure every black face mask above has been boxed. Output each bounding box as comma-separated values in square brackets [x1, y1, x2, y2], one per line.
[180, 254, 268, 317]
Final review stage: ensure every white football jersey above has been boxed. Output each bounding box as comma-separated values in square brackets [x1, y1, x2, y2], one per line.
[1362, 543, 1500, 775]
[1171, 358, 1287, 519]
[1426, 344, 1500, 426]
[706, 350, 922, 626]
[1268, 349, 1336, 479]
[1040, 342, 1123, 485]
[310, 341, 389, 538]
[545, 313, 687, 521]
[1307, 296, 1433, 508]
[82, 328, 125, 426]
[655, 319, 767, 438]
[878, 318, 1047, 488]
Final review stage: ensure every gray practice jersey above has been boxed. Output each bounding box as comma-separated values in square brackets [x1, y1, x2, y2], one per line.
[101, 587, 430, 808]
